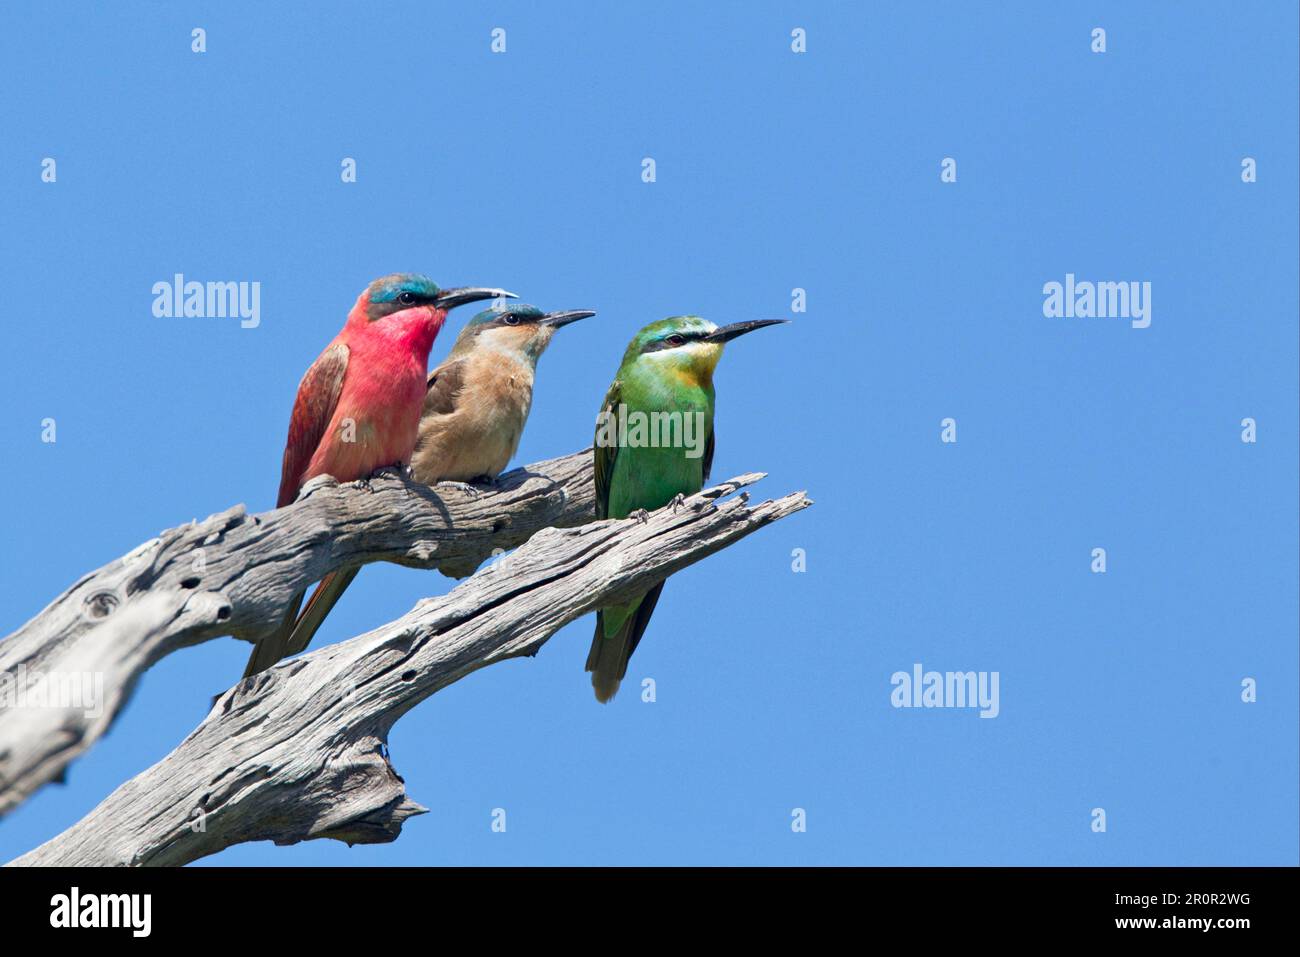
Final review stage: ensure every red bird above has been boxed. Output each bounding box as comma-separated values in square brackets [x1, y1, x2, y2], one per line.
[242, 274, 513, 678]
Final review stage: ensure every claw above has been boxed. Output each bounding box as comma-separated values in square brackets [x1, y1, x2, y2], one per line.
[439, 480, 480, 497]
[629, 508, 650, 524]
[669, 493, 686, 513]
[357, 462, 408, 493]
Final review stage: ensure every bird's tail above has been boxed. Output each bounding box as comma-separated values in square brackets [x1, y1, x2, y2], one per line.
[284, 566, 360, 659]
[584, 582, 665, 703]
[585, 611, 633, 703]
[241, 588, 306, 680]
[239, 565, 359, 680]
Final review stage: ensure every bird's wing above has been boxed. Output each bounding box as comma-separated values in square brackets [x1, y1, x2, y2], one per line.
[702, 420, 715, 485]
[276, 341, 349, 508]
[423, 359, 467, 417]
[593, 379, 622, 520]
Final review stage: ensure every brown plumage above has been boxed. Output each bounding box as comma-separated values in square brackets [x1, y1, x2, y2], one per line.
[410, 347, 535, 484]
[274, 303, 594, 669]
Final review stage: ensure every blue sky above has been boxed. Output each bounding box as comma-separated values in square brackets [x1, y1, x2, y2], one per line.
[0, 2, 1296, 865]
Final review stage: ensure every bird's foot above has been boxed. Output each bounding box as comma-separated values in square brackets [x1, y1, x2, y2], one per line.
[629, 508, 650, 524]
[669, 492, 687, 513]
[439, 480, 480, 497]
[358, 463, 408, 492]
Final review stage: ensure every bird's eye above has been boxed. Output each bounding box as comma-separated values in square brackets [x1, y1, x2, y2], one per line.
[397, 291, 418, 306]
[666, 334, 686, 346]
[504, 314, 520, 325]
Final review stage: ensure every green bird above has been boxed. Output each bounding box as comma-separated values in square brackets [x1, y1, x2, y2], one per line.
[586, 315, 787, 702]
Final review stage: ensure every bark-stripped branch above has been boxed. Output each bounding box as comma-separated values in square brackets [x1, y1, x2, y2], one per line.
[9, 476, 810, 866]
[0, 450, 595, 817]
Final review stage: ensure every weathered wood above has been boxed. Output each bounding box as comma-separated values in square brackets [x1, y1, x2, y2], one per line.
[0, 450, 595, 817]
[9, 476, 809, 866]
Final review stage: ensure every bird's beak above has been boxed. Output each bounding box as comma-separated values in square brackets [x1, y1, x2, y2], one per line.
[702, 319, 789, 343]
[434, 287, 517, 310]
[541, 309, 597, 329]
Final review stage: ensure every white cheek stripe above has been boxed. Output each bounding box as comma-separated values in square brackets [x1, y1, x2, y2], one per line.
[646, 341, 718, 360]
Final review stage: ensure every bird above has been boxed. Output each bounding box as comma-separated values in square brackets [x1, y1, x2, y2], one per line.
[239, 273, 514, 680]
[411, 302, 596, 484]
[586, 315, 787, 702]
[279, 301, 596, 666]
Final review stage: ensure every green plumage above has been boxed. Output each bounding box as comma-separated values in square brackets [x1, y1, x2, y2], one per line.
[587, 317, 721, 702]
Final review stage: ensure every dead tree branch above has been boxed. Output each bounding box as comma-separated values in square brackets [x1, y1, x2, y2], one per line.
[8, 475, 809, 866]
[0, 450, 594, 817]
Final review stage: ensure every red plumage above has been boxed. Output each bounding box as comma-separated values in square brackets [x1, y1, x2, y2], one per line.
[277, 287, 447, 507]
[240, 279, 453, 681]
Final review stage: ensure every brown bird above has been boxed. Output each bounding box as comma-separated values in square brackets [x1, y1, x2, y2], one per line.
[239, 275, 511, 681]
[283, 302, 596, 660]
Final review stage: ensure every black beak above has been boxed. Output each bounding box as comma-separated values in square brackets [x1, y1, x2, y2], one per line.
[702, 319, 789, 343]
[434, 287, 517, 310]
[541, 309, 597, 329]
